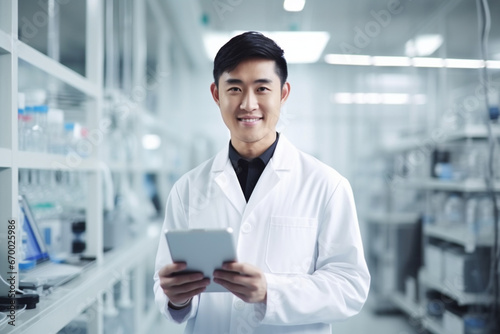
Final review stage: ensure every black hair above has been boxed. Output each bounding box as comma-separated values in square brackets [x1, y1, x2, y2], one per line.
[213, 31, 288, 88]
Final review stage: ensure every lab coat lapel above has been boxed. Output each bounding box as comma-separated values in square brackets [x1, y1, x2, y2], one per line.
[242, 135, 296, 221]
[212, 148, 246, 215]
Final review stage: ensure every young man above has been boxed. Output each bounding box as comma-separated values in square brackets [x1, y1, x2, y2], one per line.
[154, 31, 370, 334]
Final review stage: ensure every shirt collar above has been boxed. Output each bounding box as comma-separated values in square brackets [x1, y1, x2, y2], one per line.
[228, 132, 280, 168]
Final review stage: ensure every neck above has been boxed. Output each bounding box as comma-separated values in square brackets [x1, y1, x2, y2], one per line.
[231, 133, 277, 159]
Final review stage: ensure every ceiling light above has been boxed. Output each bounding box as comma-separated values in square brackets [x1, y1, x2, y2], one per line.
[268, 31, 330, 63]
[405, 34, 443, 57]
[325, 53, 500, 70]
[487, 60, 500, 69]
[332, 93, 427, 105]
[203, 32, 232, 61]
[372, 56, 411, 67]
[382, 93, 410, 104]
[204, 31, 330, 64]
[142, 134, 161, 150]
[284, 0, 306, 12]
[324, 54, 372, 66]
[412, 57, 444, 68]
[445, 58, 484, 69]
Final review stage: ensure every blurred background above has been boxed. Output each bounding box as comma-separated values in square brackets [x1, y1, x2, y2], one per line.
[1, 0, 499, 333]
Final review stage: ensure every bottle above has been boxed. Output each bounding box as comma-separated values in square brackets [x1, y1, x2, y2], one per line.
[64, 122, 76, 154]
[18, 93, 26, 151]
[464, 314, 487, 334]
[476, 196, 494, 237]
[465, 196, 478, 252]
[47, 108, 65, 154]
[443, 194, 464, 225]
[26, 105, 49, 152]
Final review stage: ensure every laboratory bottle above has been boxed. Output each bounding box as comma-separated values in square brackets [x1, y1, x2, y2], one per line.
[443, 194, 464, 225]
[64, 122, 76, 154]
[18, 93, 26, 151]
[23, 106, 35, 151]
[47, 108, 65, 154]
[464, 314, 487, 334]
[26, 105, 49, 152]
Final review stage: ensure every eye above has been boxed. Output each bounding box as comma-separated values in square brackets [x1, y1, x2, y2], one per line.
[257, 87, 270, 92]
[228, 87, 241, 92]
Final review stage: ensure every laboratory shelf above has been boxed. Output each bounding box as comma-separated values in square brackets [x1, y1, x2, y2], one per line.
[366, 212, 420, 225]
[381, 137, 425, 155]
[424, 224, 494, 248]
[422, 316, 446, 334]
[17, 42, 99, 98]
[0, 29, 11, 53]
[105, 162, 165, 174]
[419, 269, 493, 306]
[402, 177, 500, 192]
[15, 151, 99, 171]
[3, 232, 158, 334]
[444, 124, 500, 141]
[380, 124, 500, 155]
[390, 291, 423, 318]
[0, 148, 12, 167]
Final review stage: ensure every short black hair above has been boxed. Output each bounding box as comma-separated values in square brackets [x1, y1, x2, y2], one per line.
[213, 31, 288, 88]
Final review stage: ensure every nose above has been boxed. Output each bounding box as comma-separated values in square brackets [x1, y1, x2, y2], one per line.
[240, 91, 258, 111]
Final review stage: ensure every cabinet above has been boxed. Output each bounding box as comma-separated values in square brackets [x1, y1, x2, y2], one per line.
[378, 124, 500, 334]
[0, 1, 173, 333]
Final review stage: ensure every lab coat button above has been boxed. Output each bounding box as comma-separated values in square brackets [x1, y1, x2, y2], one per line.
[241, 223, 252, 234]
[234, 299, 245, 310]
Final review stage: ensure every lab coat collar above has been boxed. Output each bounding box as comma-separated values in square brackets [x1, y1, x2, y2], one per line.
[211, 134, 298, 217]
[211, 134, 297, 173]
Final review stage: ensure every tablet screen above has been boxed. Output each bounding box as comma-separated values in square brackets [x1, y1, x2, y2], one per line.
[165, 228, 237, 292]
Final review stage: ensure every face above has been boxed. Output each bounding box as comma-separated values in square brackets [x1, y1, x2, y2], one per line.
[210, 59, 290, 157]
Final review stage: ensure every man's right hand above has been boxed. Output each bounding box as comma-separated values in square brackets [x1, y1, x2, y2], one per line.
[158, 262, 210, 307]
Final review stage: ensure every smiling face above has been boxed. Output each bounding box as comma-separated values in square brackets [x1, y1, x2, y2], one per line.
[210, 58, 290, 159]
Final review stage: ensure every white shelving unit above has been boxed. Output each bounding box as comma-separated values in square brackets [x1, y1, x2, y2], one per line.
[419, 269, 493, 306]
[0, 1, 172, 333]
[390, 291, 423, 319]
[382, 124, 500, 155]
[422, 316, 447, 334]
[424, 224, 494, 248]
[399, 177, 500, 192]
[375, 117, 500, 332]
[367, 212, 421, 226]
[3, 232, 159, 334]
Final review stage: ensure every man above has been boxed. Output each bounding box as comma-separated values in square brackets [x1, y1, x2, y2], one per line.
[154, 31, 370, 334]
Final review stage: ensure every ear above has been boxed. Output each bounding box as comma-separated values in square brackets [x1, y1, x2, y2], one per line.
[210, 82, 220, 106]
[280, 82, 291, 104]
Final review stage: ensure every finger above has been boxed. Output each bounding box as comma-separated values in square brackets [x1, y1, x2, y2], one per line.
[170, 287, 207, 304]
[213, 278, 248, 295]
[170, 272, 206, 285]
[213, 270, 253, 286]
[169, 278, 210, 294]
[159, 262, 187, 277]
[222, 262, 256, 276]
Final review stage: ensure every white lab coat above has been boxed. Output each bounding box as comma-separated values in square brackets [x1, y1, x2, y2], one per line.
[154, 135, 370, 334]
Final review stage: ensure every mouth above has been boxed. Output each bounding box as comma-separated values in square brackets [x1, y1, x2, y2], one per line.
[237, 116, 263, 123]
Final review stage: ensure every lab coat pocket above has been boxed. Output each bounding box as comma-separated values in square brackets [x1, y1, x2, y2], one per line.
[266, 216, 318, 274]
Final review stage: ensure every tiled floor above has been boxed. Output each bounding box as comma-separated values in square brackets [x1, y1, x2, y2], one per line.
[149, 296, 417, 334]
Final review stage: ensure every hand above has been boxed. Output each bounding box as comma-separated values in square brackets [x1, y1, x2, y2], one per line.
[158, 262, 210, 306]
[213, 262, 267, 303]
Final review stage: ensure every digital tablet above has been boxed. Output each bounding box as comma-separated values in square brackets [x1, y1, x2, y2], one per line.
[164, 228, 237, 293]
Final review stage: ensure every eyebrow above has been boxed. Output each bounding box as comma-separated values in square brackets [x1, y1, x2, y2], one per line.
[224, 78, 273, 85]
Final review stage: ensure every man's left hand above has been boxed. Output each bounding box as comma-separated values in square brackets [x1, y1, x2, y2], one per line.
[213, 262, 267, 303]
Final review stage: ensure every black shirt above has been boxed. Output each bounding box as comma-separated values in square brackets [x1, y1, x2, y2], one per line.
[228, 133, 279, 202]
